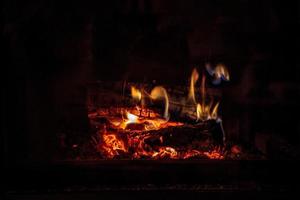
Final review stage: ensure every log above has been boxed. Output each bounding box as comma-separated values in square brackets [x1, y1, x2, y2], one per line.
[132, 120, 225, 147]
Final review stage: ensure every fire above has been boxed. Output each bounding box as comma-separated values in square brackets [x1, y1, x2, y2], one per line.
[144, 118, 167, 130]
[88, 65, 230, 160]
[183, 147, 225, 159]
[121, 85, 181, 131]
[119, 111, 140, 129]
[215, 64, 230, 80]
[201, 73, 206, 104]
[117, 109, 182, 131]
[211, 102, 219, 119]
[188, 68, 221, 121]
[205, 63, 230, 85]
[126, 112, 139, 123]
[198, 73, 220, 120]
[203, 149, 224, 159]
[129, 85, 170, 120]
[152, 147, 178, 159]
[196, 102, 219, 121]
[150, 86, 169, 119]
[131, 86, 142, 101]
[188, 68, 199, 104]
[102, 133, 127, 158]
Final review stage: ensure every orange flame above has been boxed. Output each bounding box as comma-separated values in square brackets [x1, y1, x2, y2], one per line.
[131, 86, 142, 101]
[188, 68, 199, 104]
[119, 111, 140, 129]
[150, 86, 169, 119]
[196, 102, 219, 121]
[91, 65, 230, 159]
[186, 68, 220, 121]
[196, 74, 219, 121]
[206, 63, 230, 85]
[201, 74, 206, 105]
[215, 64, 230, 81]
[117, 110, 182, 131]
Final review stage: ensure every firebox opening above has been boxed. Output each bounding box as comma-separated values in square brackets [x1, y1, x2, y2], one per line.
[3, 0, 300, 198]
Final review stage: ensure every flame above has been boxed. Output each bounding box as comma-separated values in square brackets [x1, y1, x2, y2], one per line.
[211, 102, 219, 119]
[186, 68, 220, 121]
[119, 111, 140, 129]
[201, 74, 206, 105]
[90, 64, 231, 160]
[188, 68, 199, 103]
[196, 103, 202, 120]
[196, 102, 219, 121]
[117, 109, 182, 131]
[205, 63, 230, 85]
[150, 86, 169, 119]
[196, 75, 219, 121]
[215, 64, 230, 81]
[131, 86, 142, 101]
[127, 112, 139, 123]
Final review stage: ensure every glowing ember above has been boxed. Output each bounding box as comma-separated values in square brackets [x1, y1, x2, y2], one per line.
[183, 147, 225, 160]
[203, 150, 224, 159]
[102, 133, 127, 158]
[152, 147, 178, 159]
[113, 109, 183, 131]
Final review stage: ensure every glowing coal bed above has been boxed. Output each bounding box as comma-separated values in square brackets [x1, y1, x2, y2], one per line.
[85, 106, 262, 160]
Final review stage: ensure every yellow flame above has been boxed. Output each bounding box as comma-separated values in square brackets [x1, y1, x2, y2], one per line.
[188, 68, 199, 103]
[211, 102, 219, 119]
[150, 86, 169, 119]
[215, 64, 230, 81]
[195, 74, 219, 121]
[197, 102, 219, 121]
[196, 103, 202, 120]
[200, 74, 206, 110]
[115, 109, 181, 131]
[131, 86, 142, 101]
[119, 111, 139, 129]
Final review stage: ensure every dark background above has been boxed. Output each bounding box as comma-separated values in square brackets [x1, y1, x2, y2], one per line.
[2, 0, 300, 174]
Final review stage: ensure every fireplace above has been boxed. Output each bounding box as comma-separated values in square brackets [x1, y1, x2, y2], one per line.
[3, 0, 300, 199]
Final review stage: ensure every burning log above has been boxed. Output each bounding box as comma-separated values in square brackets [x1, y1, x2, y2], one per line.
[90, 107, 225, 159]
[85, 67, 229, 160]
[142, 120, 225, 147]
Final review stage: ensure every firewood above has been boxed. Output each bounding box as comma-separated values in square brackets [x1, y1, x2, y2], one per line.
[129, 120, 225, 147]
